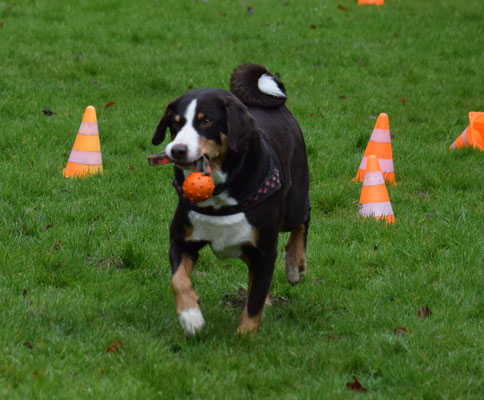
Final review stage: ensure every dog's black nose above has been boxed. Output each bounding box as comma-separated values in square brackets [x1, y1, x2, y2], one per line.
[171, 144, 188, 160]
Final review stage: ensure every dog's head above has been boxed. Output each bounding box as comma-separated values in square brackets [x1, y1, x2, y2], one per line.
[152, 89, 257, 171]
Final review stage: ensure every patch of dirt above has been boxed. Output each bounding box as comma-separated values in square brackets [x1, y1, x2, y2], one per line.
[221, 288, 291, 309]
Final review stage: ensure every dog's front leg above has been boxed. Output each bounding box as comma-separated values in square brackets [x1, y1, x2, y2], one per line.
[170, 240, 205, 335]
[237, 246, 277, 336]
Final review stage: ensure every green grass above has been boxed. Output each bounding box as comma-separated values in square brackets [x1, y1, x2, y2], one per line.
[1, 0, 483, 398]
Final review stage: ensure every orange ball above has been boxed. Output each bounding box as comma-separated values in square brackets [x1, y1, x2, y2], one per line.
[182, 172, 215, 202]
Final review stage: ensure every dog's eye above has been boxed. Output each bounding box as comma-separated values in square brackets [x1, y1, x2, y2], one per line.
[200, 117, 213, 128]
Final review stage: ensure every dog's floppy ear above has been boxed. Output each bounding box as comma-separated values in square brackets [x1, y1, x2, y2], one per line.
[225, 98, 257, 152]
[152, 102, 174, 146]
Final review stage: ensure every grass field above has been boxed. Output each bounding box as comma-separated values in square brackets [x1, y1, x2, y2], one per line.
[1, 0, 483, 398]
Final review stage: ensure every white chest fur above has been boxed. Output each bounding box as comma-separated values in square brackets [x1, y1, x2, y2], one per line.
[188, 211, 255, 259]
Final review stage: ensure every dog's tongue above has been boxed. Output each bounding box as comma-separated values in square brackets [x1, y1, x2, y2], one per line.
[197, 155, 211, 176]
[147, 152, 171, 166]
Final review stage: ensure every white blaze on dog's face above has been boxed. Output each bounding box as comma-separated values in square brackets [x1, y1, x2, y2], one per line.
[163, 95, 231, 182]
[165, 99, 200, 164]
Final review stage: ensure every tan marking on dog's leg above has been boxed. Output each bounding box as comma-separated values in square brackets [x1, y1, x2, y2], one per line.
[284, 224, 307, 285]
[172, 255, 205, 335]
[237, 305, 264, 337]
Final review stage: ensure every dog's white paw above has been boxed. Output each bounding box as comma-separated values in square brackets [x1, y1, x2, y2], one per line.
[178, 308, 205, 335]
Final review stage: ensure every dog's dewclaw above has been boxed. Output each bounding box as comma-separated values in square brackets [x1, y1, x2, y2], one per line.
[147, 153, 171, 166]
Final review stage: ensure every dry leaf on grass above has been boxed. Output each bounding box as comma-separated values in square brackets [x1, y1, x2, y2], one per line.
[107, 340, 124, 353]
[346, 376, 367, 392]
[395, 327, 407, 336]
[418, 305, 431, 319]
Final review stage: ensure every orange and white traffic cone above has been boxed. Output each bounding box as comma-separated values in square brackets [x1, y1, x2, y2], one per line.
[355, 113, 395, 184]
[358, 155, 395, 224]
[63, 106, 103, 178]
[358, 0, 384, 5]
[449, 112, 484, 151]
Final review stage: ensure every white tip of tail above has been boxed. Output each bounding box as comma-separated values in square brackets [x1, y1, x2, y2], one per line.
[257, 74, 286, 98]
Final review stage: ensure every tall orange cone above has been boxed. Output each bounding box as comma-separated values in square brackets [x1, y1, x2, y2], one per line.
[449, 112, 484, 151]
[358, 0, 384, 5]
[63, 106, 103, 178]
[355, 113, 395, 184]
[358, 155, 395, 223]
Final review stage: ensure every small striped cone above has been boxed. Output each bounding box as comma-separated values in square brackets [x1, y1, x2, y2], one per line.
[471, 112, 484, 150]
[358, 155, 395, 224]
[449, 112, 484, 151]
[63, 106, 103, 178]
[358, 0, 384, 5]
[355, 113, 395, 184]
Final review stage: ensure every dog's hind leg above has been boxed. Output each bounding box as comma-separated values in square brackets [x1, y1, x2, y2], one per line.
[237, 247, 277, 336]
[170, 241, 206, 335]
[284, 214, 310, 285]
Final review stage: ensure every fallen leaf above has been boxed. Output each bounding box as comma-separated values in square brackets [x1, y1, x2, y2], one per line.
[23, 342, 33, 349]
[400, 96, 406, 105]
[339, 95, 347, 99]
[23, 289, 28, 297]
[53, 240, 61, 251]
[346, 376, 367, 392]
[42, 108, 54, 116]
[395, 327, 407, 336]
[310, 112, 316, 117]
[393, 33, 400, 38]
[0, 22, 4, 29]
[270, 294, 290, 307]
[107, 340, 124, 353]
[310, 24, 317, 29]
[418, 305, 431, 319]
[43, 224, 52, 231]
[188, 85, 193, 90]
[128, 165, 135, 171]
[221, 287, 247, 309]
[34, 370, 39, 378]
[337, 5, 348, 11]
[390, 134, 395, 139]
[104, 101, 115, 109]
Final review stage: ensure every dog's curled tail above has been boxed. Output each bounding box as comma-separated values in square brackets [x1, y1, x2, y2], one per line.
[230, 64, 287, 108]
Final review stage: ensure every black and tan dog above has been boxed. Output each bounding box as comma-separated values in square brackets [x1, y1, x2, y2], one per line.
[151, 64, 310, 335]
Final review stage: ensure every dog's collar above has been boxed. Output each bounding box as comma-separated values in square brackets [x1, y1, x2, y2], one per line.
[172, 137, 282, 216]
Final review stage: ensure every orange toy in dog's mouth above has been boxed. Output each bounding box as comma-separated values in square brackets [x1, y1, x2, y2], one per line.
[181, 172, 215, 202]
